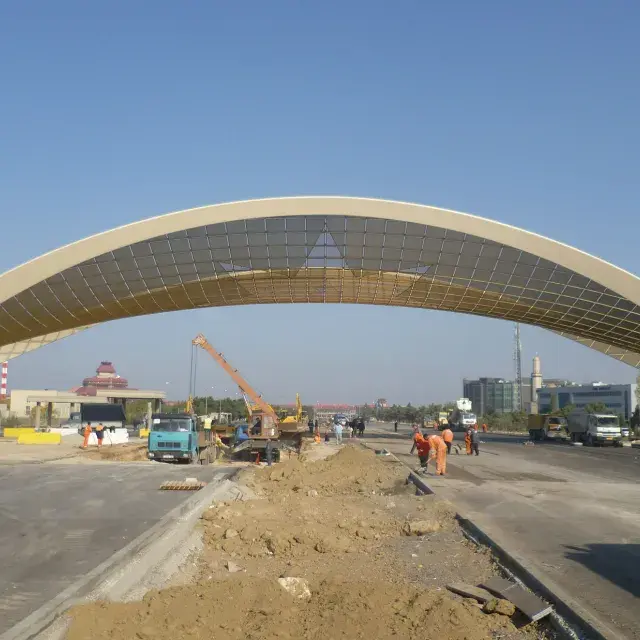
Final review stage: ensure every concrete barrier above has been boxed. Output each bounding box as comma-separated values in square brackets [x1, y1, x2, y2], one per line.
[17, 432, 62, 445]
[2, 427, 36, 439]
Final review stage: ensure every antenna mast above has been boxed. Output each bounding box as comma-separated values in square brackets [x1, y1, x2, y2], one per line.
[513, 323, 523, 412]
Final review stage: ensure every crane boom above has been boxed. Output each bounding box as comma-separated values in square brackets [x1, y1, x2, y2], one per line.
[192, 334, 279, 423]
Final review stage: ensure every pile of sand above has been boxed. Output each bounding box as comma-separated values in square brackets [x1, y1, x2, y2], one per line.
[243, 444, 407, 497]
[67, 576, 519, 640]
[65, 443, 548, 640]
[80, 444, 149, 462]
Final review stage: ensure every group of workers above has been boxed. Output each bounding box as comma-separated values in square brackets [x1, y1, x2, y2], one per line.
[81, 421, 105, 449]
[411, 422, 482, 475]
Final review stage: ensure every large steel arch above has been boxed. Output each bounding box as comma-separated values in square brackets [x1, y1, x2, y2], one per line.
[1, 196, 639, 366]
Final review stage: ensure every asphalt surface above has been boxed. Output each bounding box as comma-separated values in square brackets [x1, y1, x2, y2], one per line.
[364, 424, 640, 640]
[0, 462, 234, 635]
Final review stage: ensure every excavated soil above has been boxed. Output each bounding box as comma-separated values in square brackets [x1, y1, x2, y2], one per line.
[79, 443, 150, 462]
[66, 444, 553, 640]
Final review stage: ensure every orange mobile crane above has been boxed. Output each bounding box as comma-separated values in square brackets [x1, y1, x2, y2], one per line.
[191, 334, 281, 459]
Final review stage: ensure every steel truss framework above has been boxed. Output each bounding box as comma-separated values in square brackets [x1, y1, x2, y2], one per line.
[0, 197, 639, 366]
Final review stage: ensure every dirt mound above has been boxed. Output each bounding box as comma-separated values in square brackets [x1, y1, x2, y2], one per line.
[65, 443, 547, 640]
[80, 444, 149, 462]
[243, 444, 407, 497]
[67, 576, 519, 640]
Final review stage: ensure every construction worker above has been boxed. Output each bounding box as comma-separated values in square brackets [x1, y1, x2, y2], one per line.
[82, 422, 92, 449]
[482, 422, 488, 433]
[334, 420, 344, 445]
[394, 420, 398, 433]
[441, 427, 454, 454]
[412, 433, 431, 472]
[427, 433, 447, 475]
[470, 425, 480, 456]
[94, 422, 104, 448]
[464, 427, 472, 455]
[214, 433, 229, 458]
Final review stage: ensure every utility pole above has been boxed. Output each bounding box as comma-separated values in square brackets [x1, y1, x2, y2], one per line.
[513, 323, 523, 412]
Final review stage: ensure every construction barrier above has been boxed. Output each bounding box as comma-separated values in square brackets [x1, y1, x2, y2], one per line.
[138, 428, 150, 438]
[17, 432, 62, 445]
[2, 427, 36, 439]
[87, 428, 129, 446]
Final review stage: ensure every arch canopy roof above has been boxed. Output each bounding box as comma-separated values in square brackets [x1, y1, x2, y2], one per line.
[1, 196, 639, 367]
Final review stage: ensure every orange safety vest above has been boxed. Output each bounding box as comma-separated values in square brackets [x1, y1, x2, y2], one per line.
[441, 428, 454, 443]
[427, 434, 446, 451]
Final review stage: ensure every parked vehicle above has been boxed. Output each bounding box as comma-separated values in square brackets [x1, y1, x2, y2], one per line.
[566, 409, 622, 446]
[147, 413, 214, 464]
[528, 414, 568, 441]
[448, 399, 476, 431]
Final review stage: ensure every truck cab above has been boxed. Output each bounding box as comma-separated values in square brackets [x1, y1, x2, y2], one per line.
[147, 413, 201, 463]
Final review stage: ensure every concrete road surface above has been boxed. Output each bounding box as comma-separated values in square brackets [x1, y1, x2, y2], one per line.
[364, 423, 640, 640]
[0, 462, 235, 635]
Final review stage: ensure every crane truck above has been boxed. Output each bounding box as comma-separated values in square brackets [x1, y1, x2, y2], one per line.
[191, 334, 283, 461]
[448, 398, 477, 431]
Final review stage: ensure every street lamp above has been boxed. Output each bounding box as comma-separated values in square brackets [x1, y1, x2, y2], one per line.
[219, 389, 227, 418]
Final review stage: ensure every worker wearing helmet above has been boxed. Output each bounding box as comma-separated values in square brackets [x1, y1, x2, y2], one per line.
[441, 427, 454, 454]
[464, 427, 472, 455]
[427, 433, 447, 475]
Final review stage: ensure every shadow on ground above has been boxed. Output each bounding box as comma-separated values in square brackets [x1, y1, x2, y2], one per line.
[565, 543, 640, 598]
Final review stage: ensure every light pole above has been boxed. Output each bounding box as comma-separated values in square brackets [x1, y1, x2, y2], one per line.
[219, 389, 227, 419]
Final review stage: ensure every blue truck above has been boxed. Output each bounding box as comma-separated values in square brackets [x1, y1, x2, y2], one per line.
[147, 413, 214, 464]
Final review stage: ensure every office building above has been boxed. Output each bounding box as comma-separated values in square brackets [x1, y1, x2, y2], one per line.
[537, 382, 638, 420]
[463, 378, 532, 415]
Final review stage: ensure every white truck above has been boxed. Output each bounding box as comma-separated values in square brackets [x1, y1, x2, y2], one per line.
[566, 409, 622, 446]
[448, 398, 477, 431]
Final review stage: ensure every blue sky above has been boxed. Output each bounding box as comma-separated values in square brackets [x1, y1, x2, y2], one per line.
[1, 1, 639, 403]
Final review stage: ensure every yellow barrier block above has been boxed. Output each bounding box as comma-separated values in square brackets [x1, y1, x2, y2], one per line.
[139, 428, 150, 438]
[17, 432, 62, 445]
[3, 427, 36, 439]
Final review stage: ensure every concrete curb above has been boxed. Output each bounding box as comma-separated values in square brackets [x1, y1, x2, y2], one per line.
[456, 515, 624, 640]
[363, 442, 623, 640]
[1, 469, 239, 640]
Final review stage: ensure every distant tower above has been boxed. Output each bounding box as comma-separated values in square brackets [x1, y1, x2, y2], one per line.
[530, 355, 542, 414]
[0, 362, 7, 400]
[513, 323, 523, 412]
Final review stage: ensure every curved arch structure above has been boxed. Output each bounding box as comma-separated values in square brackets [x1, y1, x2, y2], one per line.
[1, 197, 639, 366]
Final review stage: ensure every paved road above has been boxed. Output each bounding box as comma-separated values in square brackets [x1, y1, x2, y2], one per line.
[364, 424, 640, 640]
[0, 462, 234, 635]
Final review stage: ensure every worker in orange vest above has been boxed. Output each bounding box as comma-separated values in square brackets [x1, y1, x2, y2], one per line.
[82, 422, 92, 449]
[482, 423, 488, 433]
[464, 427, 472, 455]
[441, 427, 454, 454]
[427, 433, 448, 475]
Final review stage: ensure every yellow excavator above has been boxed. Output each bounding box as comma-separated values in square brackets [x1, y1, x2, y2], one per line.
[280, 393, 306, 427]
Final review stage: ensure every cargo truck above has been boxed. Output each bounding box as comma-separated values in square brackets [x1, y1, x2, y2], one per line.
[566, 409, 622, 446]
[448, 398, 477, 431]
[528, 414, 568, 441]
[147, 413, 215, 464]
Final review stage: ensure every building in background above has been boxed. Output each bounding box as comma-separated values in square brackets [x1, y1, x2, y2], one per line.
[537, 382, 638, 421]
[463, 378, 532, 415]
[80, 361, 128, 391]
[9, 361, 164, 420]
